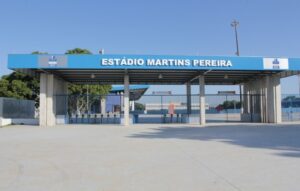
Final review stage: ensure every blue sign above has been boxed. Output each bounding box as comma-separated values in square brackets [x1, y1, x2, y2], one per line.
[7, 54, 300, 71]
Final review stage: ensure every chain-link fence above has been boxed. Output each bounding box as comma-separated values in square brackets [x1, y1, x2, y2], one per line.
[134, 94, 243, 123]
[205, 94, 242, 122]
[282, 94, 300, 122]
[132, 95, 188, 123]
[0, 97, 35, 119]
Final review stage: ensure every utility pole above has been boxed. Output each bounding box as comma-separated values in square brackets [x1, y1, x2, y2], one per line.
[231, 20, 240, 56]
[231, 19, 243, 113]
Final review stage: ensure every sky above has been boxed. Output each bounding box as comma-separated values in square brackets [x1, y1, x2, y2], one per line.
[0, 0, 299, 94]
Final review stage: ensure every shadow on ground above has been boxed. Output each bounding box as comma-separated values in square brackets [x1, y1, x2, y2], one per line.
[128, 124, 300, 158]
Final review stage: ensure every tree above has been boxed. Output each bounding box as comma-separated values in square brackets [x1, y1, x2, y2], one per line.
[216, 100, 241, 111]
[0, 79, 10, 97]
[282, 96, 296, 101]
[68, 84, 111, 114]
[65, 48, 111, 114]
[65, 48, 92, 54]
[135, 102, 145, 111]
[32, 51, 48, 54]
[0, 71, 39, 106]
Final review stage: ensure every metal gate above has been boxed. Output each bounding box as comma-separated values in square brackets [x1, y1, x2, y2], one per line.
[55, 93, 265, 124]
[131, 94, 264, 124]
[56, 94, 122, 124]
[131, 95, 189, 124]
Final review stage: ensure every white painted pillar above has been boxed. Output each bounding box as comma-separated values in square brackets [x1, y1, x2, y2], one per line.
[261, 77, 268, 123]
[46, 74, 55, 126]
[120, 92, 124, 112]
[186, 82, 192, 114]
[199, 75, 206, 125]
[124, 74, 130, 126]
[266, 75, 282, 123]
[63, 81, 69, 117]
[39, 73, 47, 126]
[243, 83, 250, 114]
[274, 77, 282, 123]
[239, 84, 244, 114]
[131, 100, 135, 111]
[39, 73, 55, 126]
[101, 98, 106, 114]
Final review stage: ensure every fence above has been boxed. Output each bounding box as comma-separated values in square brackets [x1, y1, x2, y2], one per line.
[0, 97, 35, 119]
[56, 94, 122, 124]
[282, 94, 300, 122]
[134, 94, 245, 123]
[56, 94, 265, 124]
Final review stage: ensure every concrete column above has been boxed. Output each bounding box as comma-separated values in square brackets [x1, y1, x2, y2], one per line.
[274, 77, 282, 123]
[120, 92, 124, 112]
[242, 75, 282, 123]
[40, 73, 68, 126]
[101, 98, 106, 114]
[239, 84, 244, 114]
[266, 75, 282, 123]
[39, 74, 47, 126]
[243, 83, 250, 114]
[199, 75, 206, 125]
[63, 81, 69, 116]
[124, 74, 130, 126]
[46, 74, 55, 126]
[186, 82, 192, 114]
[131, 100, 135, 111]
[261, 78, 267, 123]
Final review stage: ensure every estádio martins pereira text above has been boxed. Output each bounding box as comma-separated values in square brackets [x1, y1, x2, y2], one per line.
[101, 58, 232, 67]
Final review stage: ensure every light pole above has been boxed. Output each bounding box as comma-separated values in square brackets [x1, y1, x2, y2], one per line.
[231, 19, 243, 113]
[231, 20, 240, 56]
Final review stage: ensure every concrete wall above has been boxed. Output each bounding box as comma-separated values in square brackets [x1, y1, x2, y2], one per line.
[0, 118, 39, 126]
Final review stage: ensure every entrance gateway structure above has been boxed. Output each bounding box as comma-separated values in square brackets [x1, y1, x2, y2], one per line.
[8, 54, 300, 126]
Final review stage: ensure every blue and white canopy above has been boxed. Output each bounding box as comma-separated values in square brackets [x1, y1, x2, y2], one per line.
[8, 54, 300, 85]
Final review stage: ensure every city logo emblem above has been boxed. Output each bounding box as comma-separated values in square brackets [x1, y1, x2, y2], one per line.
[272, 58, 280, 69]
[48, 56, 58, 66]
[263, 58, 289, 70]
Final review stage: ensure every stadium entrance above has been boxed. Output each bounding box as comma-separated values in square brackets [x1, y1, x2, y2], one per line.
[8, 54, 300, 126]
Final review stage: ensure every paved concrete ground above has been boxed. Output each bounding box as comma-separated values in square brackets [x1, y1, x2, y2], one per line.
[0, 123, 300, 191]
